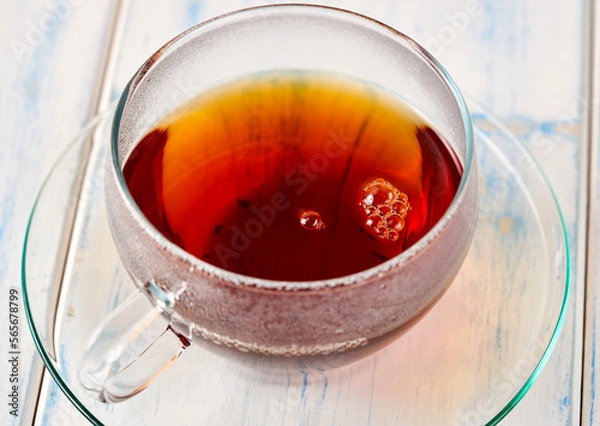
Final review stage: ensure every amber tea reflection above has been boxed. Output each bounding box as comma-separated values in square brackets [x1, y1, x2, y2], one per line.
[124, 71, 463, 281]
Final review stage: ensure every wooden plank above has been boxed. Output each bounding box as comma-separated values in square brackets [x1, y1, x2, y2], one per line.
[446, 1, 587, 422]
[391, 1, 588, 424]
[16, 0, 587, 424]
[581, 0, 600, 424]
[0, 1, 116, 425]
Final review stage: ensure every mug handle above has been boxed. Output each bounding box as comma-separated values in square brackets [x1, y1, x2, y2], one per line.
[78, 288, 190, 403]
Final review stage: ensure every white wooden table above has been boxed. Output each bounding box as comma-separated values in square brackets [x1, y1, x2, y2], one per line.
[0, 0, 596, 424]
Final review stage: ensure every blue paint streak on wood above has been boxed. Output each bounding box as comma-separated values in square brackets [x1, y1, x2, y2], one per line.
[540, 122, 554, 134]
[36, 8, 62, 47]
[496, 324, 502, 349]
[310, 374, 328, 421]
[0, 193, 16, 256]
[480, 1, 497, 41]
[110, 265, 124, 310]
[186, 1, 204, 27]
[296, 372, 309, 424]
[60, 344, 70, 382]
[321, 375, 328, 400]
[471, 113, 486, 121]
[21, 31, 58, 111]
[111, 87, 121, 104]
[0, 194, 16, 305]
[559, 395, 570, 415]
[41, 382, 60, 426]
[276, 373, 290, 424]
[78, 210, 93, 250]
[300, 372, 308, 400]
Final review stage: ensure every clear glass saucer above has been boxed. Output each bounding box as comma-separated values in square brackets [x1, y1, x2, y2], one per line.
[22, 103, 569, 426]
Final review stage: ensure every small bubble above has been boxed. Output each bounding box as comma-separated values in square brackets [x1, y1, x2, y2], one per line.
[392, 202, 408, 214]
[379, 283, 387, 289]
[386, 214, 405, 231]
[366, 214, 380, 227]
[299, 210, 326, 230]
[367, 187, 394, 205]
[377, 205, 391, 216]
[387, 230, 399, 241]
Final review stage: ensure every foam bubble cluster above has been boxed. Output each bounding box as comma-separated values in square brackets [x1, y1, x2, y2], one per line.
[359, 178, 411, 242]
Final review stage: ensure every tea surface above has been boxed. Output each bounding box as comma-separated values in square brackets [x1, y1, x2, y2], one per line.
[124, 72, 462, 281]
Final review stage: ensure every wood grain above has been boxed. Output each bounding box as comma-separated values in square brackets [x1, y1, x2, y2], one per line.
[582, 0, 599, 424]
[0, 1, 115, 425]
[0, 0, 589, 424]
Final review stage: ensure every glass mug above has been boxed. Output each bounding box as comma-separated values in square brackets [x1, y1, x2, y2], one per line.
[79, 4, 478, 403]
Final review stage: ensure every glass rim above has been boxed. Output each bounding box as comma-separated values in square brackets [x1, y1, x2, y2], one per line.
[110, 3, 476, 291]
